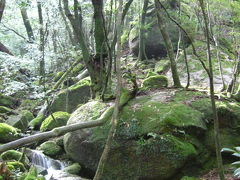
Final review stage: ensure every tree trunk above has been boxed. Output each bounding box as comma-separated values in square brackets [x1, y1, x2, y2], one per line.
[91, 0, 106, 56]
[37, 1, 45, 78]
[199, 0, 225, 179]
[58, 0, 75, 46]
[20, 7, 35, 42]
[155, 0, 181, 87]
[93, 1, 123, 179]
[138, 0, 149, 61]
[0, 0, 5, 22]
[0, 0, 13, 56]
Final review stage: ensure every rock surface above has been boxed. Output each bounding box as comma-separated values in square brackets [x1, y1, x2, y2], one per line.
[40, 111, 70, 132]
[63, 90, 238, 179]
[51, 79, 91, 113]
[6, 110, 34, 131]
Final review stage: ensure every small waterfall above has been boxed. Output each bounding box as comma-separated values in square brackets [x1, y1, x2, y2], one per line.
[28, 150, 65, 170]
[26, 149, 66, 180]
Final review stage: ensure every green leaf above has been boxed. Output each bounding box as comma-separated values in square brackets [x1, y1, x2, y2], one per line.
[221, 148, 235, 153]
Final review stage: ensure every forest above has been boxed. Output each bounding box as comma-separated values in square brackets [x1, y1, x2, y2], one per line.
[0, 0, 240, 179]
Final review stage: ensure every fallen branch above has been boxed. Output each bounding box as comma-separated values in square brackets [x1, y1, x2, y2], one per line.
[0, 88, 136, 154]
[0, 106, 114, 154]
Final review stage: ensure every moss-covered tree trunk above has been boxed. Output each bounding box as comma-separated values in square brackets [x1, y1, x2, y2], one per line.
[92, 0, 106, 57]
[155, 0, 181, 87]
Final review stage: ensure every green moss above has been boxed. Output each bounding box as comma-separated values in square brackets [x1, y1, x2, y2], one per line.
[51, 78, 91, 113]
[40, 112, 70, 132]
[181, 176, 200, 180]
[71, 63, 84, 77]
[0, 93, 15, 107]
[155, 60, 170, 74]
[173, 90, 205, 102]
[142, 75, 168, 89]
[24, 166, 38, 180]
[6, 161, 26, 172]
[53, 71, 64, 82]
[0, 123, 19, 143]
[39, 141, 62, 157]
[20, 99, 39, 111]
[63, 163, 81, 175]
[7, 110, 34, 131]
[0, 106, 13, 114]
[28, 115, 44, 130]
[1, 150, 22, 161]
[69, 78, 91, 91]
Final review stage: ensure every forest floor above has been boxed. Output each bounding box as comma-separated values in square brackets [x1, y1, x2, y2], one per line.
[200, 169, 237, 180]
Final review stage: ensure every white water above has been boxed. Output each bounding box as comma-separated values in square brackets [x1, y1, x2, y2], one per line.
[26, 149, 66, 180]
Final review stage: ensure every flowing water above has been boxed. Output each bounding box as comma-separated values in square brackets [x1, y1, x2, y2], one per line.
[26, 149, 66, 180]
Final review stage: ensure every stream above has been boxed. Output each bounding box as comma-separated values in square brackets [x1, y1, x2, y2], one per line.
[26, 149, 84, 180]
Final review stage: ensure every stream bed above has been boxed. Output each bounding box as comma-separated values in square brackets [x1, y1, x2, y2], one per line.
[26, 149, 86, 180]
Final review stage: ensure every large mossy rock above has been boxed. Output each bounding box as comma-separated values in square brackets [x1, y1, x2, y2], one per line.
[0, 123, 20, 143]
[38, 141, 62, 157]
[1, 150, 29, 166]
[0, 93, 16, 107]
[64, 90, 215, 179]
[40, 111, 70, 132]
[51, 79, 91, 113]
[142, 75, 168, 89]
[6, 110, 34, 131]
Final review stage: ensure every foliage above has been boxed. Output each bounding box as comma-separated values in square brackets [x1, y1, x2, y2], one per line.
[222, 147, 240, 178]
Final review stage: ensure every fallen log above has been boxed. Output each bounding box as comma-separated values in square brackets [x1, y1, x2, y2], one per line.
[0, 106, 114, 154]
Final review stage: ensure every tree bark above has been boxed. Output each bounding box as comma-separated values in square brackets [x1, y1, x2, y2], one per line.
[93, 1, 123, 179]
[138, 0, 149, 61]
[20, 7, 35, 42]
[37, 1, 45, 78]
[0, 0, 5, 22]
[155, 0, 181, 87]
[0, 0, 13, 56]
[91, 0, 106, 56]
[199, 0, 225, 179]
[58, 0, 75, 46]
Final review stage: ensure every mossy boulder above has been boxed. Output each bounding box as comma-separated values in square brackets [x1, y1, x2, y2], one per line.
[28, 115, 44, 130]
[38, 141, 62, 157]
[64, 90, 209, 179]
[51, 79, 91, 113]
[0, 123, 20, 143]
[1, 150, 29, 166]
[6, 161, 26, 172]
[63, 163, 81, 175]
[40, 111, 70, 132]
[142, 75, 168, 89]
[0, 93, 15, 107]
[0, 106, 14, 114]
[6, 110, 34, 131]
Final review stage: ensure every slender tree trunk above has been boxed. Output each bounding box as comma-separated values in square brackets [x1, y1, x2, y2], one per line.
[0, 0, 13, 56]
[155, 0, 181, 87]
[93, 1, 123, 179]
[0, 0, 5, 22]
[58, 0, 75, 46]
[138, 0, 149, 61]
[37, 1, 45, 79]
[20, 7, 35, 42]
[199, 0, 225, 179]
